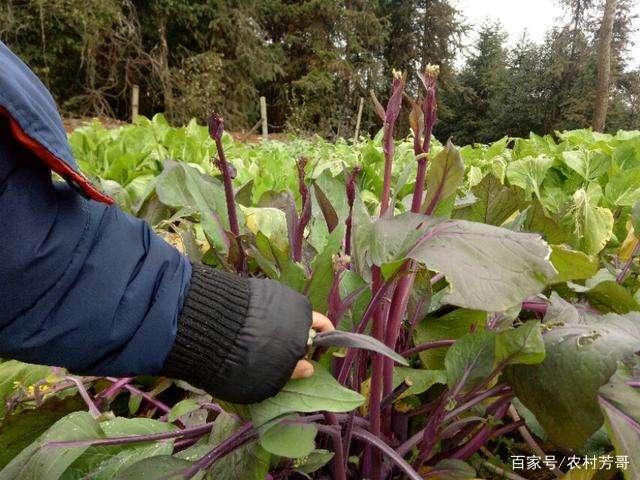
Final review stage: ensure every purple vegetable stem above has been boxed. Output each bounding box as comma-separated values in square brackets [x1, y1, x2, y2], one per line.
[351, 427, 423, 480]
[449, 395, 512, 460]
[95, 377, 133, 404]
[322, 413, 347, 480]
[105, 377, 171, 414]
[46, 422, 215, 449]
[291, 156, 311, 263]
[208, 113, 246, 275]
[65, 376, 101, 419]
[521, 298, 549, 315]
[344, 166, 362, 256]
[182, 422, 256, 478]
[617, 240, 640, 283]
[400, 339, 455, 357]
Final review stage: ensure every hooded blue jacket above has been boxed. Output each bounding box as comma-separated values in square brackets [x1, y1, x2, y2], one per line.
[0, 41, 311, 403]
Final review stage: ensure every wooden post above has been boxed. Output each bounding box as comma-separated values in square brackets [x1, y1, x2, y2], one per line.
[260, 96, 268, 140]
[131, 85, 139, 123]
[353, 96, 364, 142]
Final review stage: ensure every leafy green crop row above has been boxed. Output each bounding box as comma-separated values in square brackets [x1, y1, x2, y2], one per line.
[2, 100, 640, 479]
[70, 114, 640, 261]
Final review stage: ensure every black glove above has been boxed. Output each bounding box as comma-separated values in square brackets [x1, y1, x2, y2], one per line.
[161, 263, 312, 404]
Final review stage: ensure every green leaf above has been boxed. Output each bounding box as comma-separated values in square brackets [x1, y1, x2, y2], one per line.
[444, 330, 495, 393]
[453, 174, 525, 226]
[208, 412, 270, 480]
[0, 397, 85, 469]
[562, 149, 610, 181]
[362, 213, 557, 311]
[249, 364, 364, 426]
[253, 232, 307, 291]
[115, 456, 200, 480]
[505, 294, 640, 450]
[565, 188, 614, 255]
[523, 201, 571, 244]
[241, 206, 289, 252]
[259, 415, 317, 458]
[62, 417, 175, 479]
[506, 155, 553, 201]
[550, 244, 600, 283]
[128, 395, 142, 416]
[293, 449, 334, 474]
[89, 443, 173, 480]
[235, 179, 254, 207]
[422, 141, 465, 213]
[0, 412, 104, 480]
[585, 281, 640, 314]
[307, 224, 346, 312]
[598, 358, 640, 480]
[494, 321, 545, 365]
[155, 160, 232, 253]
[540, 184, 571, 216]
[0, 361, 53, 419]
[414, 309, 487, 370]
[511, 397, 547, 441]
[391, 368, 447, 399]
[605, 167, 640, 207]
[125, 174, 156, 214]
[167, 399, 201, 424]
[173, 444, 210, 462]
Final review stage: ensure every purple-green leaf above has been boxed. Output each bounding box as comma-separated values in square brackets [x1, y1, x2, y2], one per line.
[312, 331, 408, 366]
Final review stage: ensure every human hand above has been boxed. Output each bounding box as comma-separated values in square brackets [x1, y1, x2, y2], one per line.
[290, 311, 333, 379]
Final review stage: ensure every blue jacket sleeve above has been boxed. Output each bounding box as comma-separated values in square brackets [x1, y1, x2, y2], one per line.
[0, 122, 192, 376]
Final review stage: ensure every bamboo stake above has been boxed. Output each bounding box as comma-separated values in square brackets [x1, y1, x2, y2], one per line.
[131, 84, 139, 123]
[353, 96, 364, 142]
[260, 96, 268, 140]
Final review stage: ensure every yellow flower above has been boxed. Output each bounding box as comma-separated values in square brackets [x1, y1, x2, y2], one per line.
[392, 68, 404, 80]
[424, 64, 440, 79]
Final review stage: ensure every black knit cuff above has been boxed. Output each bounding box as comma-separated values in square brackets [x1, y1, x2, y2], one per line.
[161, 263, 312, 404]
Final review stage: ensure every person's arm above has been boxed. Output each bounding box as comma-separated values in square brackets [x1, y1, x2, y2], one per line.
[0, 121, 313, 404]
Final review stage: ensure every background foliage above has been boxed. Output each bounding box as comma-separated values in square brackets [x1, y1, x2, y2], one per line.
[1, 0, 638, 140]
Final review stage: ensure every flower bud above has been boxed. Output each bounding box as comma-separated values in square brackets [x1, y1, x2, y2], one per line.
[207, 113, 224, 142]
[424, 64, 440, 79]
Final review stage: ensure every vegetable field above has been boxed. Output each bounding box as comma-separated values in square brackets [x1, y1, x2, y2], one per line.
[2, 71, 640, 480]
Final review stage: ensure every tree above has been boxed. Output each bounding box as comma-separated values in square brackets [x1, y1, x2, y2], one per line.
[261, 0, 387, 137]
[492, 34, 545, 138]
[592, 0, 617, 131]
[438, 23, 508, 144]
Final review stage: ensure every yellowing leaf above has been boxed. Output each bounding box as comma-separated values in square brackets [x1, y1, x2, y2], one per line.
[618, 221, 639, 261]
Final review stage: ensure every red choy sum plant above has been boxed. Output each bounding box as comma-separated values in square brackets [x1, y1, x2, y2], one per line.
[177, 65, 556, 480]
[3, 67, 571, 480]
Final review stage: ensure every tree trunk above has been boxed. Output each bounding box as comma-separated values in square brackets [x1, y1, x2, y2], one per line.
[592, 0, 616, 132]
[158, 20, 173, 121]
[421, 0, 431, 71]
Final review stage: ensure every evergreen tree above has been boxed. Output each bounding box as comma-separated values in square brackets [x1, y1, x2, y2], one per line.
[493, 34, 545, 138]
[439, 23, 508, 144]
